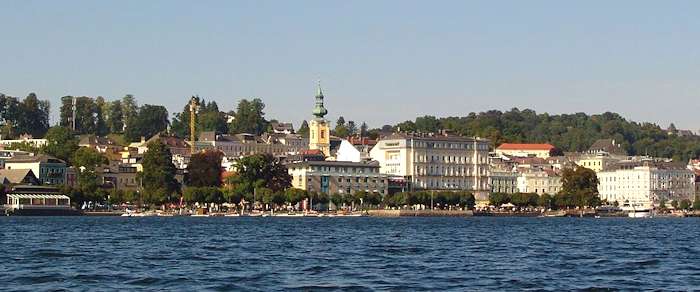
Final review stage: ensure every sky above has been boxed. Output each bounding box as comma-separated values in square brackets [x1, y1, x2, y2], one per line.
[1, 0, 699, 131]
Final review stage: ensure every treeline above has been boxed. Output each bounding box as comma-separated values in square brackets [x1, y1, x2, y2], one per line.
[0, 93, 50, 138]
[58, 95, 284, 142]
[383, 191, 476, 210]
[489, 192, 601, 210]
[393, 109, 700, 161]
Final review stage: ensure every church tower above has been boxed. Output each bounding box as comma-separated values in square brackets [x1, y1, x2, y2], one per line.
[309, 83, 330, 156]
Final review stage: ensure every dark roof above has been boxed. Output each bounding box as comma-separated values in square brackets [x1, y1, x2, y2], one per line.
[271, 122, 294, 132]
[199, 131, 216, 142]
[147, 133, 188, 148]
[78, 135, 118, 146]
[288, 160, 380, 168]
[587, 139, 627, 156]
[381, 132, 488, 142]
[6, 154, 66, 164]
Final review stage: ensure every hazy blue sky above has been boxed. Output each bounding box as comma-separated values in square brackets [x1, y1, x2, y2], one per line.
[1, 0, 699, 130]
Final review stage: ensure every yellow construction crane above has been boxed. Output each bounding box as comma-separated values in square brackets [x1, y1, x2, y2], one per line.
[189, 96, 199, 154]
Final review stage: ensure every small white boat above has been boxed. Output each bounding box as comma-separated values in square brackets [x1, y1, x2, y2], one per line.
[628, 210, 652, 218]
[191, 214, 210, 217]
[224, 213, 240, 217]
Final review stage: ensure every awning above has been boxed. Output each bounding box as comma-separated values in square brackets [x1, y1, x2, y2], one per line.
[6, 194, 70, 200]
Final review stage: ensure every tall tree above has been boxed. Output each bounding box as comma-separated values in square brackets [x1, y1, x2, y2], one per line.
[297, 120, 309, 136]
[334, 116, 349, 137]
[121, 94, 138, 132]
[171, 97, 228, 139]
[140, 140, 179, 204]
[72, 147, 108, 196]
[43, 126, 79, 164]
[227, 153, 291, 194]
[228, 98, 268, 135]
[17, 93, 50, 138]
[347, 121, 357, 136]
[94, 96, 109, 136]
[107, 100, 124, 133]
[125, 104, 169, 142]
[560, 166, 600, 208]
[186, 150, 223, 187]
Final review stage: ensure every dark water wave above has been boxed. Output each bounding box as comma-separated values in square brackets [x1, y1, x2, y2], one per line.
[1, 217, 700, 291]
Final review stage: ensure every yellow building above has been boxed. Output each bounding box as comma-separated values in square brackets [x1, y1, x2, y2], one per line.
[308, 84, 330, 156]
[576, 154, 620, 173]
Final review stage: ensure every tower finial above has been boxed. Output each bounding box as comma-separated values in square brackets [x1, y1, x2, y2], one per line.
[312, 81, 328, 119]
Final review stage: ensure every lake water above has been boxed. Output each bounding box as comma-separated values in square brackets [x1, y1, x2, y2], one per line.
[1, 217, 699, 291]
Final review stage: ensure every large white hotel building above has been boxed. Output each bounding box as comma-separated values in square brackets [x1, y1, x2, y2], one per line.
[369, 133, 491, 197]
[597, 161, 695, 207]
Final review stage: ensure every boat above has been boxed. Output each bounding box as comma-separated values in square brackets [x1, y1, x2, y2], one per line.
[628, 209, 652, 218]
[224, 213, 241, 217]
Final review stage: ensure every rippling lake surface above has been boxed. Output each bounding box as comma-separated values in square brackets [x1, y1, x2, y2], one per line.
[2, 217, 700, 291]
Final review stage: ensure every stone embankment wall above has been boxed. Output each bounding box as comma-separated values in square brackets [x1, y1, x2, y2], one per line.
[368, 210, 473, 217]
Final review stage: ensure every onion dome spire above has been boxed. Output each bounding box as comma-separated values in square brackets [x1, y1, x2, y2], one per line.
[312, 81, 328, 119]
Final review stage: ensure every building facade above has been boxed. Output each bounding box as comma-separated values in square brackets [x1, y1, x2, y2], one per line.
[598, 164, 695, 207]
[516, 169, 562, 195]
[287, 161, 388, 195]
[4, 154, 67, 185]
[489, 171, 518, 194]
[495, 143, 556, 159]
[369, 133, 490, 197]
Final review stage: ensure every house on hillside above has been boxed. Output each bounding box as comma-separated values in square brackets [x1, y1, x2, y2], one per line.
[4, 154, 67, 185]
[495, 143, 557, 159]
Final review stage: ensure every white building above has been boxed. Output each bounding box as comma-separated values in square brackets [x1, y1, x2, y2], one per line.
[0, 135, 48, 149]
[516, 169, 562, 195]
[369, 133, 490, 197]
[598, 164, 695, 207]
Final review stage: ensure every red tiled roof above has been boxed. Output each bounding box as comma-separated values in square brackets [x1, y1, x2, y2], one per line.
[301, 149, 324, 155]
[497, 143, 555, 151]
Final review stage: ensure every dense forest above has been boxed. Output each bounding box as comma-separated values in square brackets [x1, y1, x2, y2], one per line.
[392, 109, 700, 162]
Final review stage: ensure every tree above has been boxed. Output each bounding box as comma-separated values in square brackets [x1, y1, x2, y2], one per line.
[107, 100, 124, 133]
[561, 167, 600, 208]
[489, 192, 510, 207]
[346, 121, 357, 136]
[17, 93, 50, 138]
[140, 140, 179, 205]
[43, 126, 79, 164]
[297, 120, 309, 136]
[171, 97, 229, 139]
[285, 188, 308, 207]
[395, 120, 416, 133]
[94, 96, 109, 136]
[228, 98, 268, 135]
[121, 94, 138, 132]
[72, 147, 108, 196]
[229, 153, 291, 193]
[679, 199, 691, 210]
[415, 115, 441, 133]
[693, 195, 700, 210]
[330, 193, 343, 210]
[360, 122, 368, 137]
[186, 150, 223, 187]
[125, 104, 169, 142]
[538, 193, 553, 209]
[334, 116, 349, 137]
